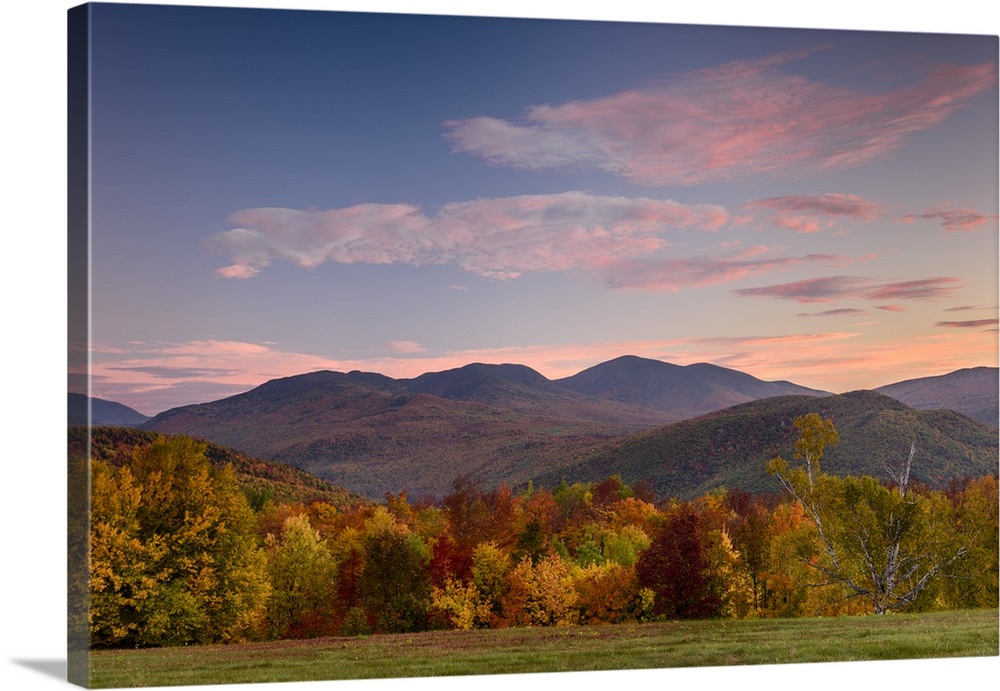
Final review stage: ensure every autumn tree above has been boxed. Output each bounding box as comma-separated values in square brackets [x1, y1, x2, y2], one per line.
[89, 437, 269, 647]
[430, 540, 514, 629]
[946, 475, 999, 609]
[768, 414, 971, 614]
[442, 476, 518, 551]
[574, 562, 649, 624]
[635, 503, 721, 619]
[500, 554, 578, 627]
[725, 489, 777, 614]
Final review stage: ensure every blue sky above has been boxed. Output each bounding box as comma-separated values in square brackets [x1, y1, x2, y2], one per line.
[74, 2, 999, 415]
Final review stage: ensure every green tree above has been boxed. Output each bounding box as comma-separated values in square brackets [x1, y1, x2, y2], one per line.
[265, 513, 338, 638]
[602, 524, 651, 568]
[359, 516, 431, 633]
[768, 415, 969, 614]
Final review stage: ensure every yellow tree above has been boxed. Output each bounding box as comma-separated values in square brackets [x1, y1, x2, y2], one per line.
[89, 436, 269, 647]
[501, 554, 578, 627]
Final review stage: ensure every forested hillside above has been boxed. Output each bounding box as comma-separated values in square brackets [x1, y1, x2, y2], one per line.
[539, 391, 999, 499]
[72, 426, 368, 510]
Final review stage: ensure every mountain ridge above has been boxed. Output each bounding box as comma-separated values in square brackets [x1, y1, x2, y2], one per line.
[136, 357, 998, 499]
[875, 366, 998, 427]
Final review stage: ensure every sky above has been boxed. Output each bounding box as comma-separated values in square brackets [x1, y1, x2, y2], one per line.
[74, 1, 999, 416]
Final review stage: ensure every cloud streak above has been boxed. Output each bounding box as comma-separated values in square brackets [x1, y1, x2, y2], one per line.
[797, 308, 869, 318]
[935, 319, 999, 329]
[733, 276, 961, 303]
[209, 189, 979, 284]
[902, 208, 998, 232]
[443, 53, 996, 186]
[603, 247, 847, 291]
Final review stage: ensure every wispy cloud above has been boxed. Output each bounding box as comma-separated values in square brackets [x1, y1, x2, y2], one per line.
[602, 247, 847, 291]
[204, 193, 728, 281]
[733, 276, 961, 303]
[797, 308, 869, 318]
[865, 278, 963, 301]
[741, 193, 883, 233]
[935, 319, 1000, 329]
[901, 208, 998, 232]
[386, 340, 427, 354]
[443, 52, 995, 186]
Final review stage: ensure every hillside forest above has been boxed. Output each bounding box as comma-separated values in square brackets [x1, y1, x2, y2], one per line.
[80, 418, 998, 649]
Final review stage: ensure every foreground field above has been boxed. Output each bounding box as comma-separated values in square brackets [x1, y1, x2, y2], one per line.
[89, 609, 998, 688]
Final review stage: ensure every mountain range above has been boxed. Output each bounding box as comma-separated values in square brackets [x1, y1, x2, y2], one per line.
[118, 357, 997, 499]
[68, 358, 997, 499]
[138, 358, 831, 497]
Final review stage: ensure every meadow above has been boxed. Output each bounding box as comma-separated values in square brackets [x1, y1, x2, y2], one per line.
[89, 609, 998, 688]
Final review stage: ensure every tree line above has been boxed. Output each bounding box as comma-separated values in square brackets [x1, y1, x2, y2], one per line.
[87, 418, 999, 648]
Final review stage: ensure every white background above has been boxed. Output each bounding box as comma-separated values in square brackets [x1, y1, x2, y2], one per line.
[1, 1, 997, 690]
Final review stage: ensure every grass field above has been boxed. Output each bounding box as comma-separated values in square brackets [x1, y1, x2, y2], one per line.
[88, 609, 999, 688]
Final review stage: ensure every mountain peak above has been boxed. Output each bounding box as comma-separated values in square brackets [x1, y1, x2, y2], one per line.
[555, 356, 828, 417]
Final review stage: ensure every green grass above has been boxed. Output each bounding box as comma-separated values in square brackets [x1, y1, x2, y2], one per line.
[89, 609, 999, 688]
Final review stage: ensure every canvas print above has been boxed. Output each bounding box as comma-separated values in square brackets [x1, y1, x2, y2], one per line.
[67, 1, 999, 688]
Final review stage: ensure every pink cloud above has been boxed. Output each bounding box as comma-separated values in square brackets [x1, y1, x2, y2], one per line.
[742, 193, 883, 233]
[443, 54, 996, 186]
[387, 340, 427, 354]
[86, 339, 350, 415]
[705, 331, 997, 393]
[864, 278, 962, 302]
[733, 275, 868, 303]
[733, 276, 962, 303]
[204, 193, 729, 280]
[901, 208, 998, 232]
